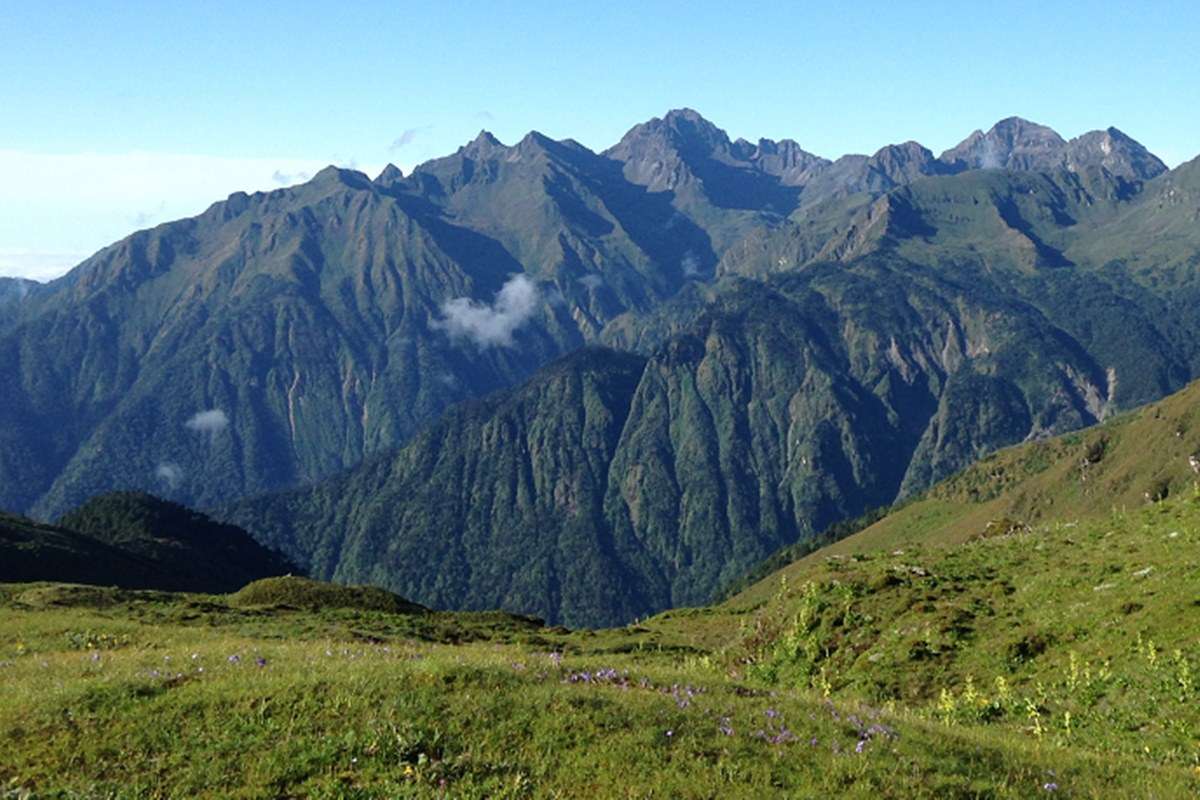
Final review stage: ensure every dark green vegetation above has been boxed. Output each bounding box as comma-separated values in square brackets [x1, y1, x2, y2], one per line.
[5, 110, 1200, 627]
[1, 492, 293, 593]
[743, 369, 1200, 574]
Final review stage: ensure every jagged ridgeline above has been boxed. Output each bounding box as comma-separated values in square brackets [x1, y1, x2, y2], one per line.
[4, 110, 1200, 624]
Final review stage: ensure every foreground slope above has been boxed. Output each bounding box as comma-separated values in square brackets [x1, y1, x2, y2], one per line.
[2, 575, 1195, 797]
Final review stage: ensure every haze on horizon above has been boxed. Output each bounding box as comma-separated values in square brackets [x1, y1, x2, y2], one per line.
[2, 0, 1197, 281]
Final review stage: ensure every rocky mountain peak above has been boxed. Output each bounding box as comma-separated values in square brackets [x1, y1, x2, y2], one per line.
[939, 117, 1067, 172]
[461, 130, 506, 159]
[1066, 127, 1168, 181]
[374, 163, 405, 186]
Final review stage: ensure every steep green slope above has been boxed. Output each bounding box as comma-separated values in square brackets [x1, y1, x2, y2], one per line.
[735, 375, 1200, 586]
[233, 249, 1156, 626]
[0, 169, 585, 519]
[1, 493, 294, 592]
[231, 348, 653, 627]
[611, 382, 1200, 777]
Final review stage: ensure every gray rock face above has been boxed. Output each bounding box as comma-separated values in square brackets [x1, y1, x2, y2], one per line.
[940, 117, 1166, 181]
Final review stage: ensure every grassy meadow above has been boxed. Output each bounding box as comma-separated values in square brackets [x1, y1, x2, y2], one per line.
[2, 486, 1199, 798]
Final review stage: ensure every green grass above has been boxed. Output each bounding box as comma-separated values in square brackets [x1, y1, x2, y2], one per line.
[696, 489, 1200, 792]
[228, 576, 427, 615]
[3, 553, 1199, 797]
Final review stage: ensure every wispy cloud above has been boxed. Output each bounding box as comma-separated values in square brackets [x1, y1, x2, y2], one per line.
[130, 201, 168, 229]
[185, 409, 230, 436]
[271, 169, 311, 186]
[681, 252, 701, 278]
[578, 274, 604, 290]
[474, 111, 495, 121]
[434, 274, 539, 348]
[154, 462, 184, 489]
[389, 126, 433, 152]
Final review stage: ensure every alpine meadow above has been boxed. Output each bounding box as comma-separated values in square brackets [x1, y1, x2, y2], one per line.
[3, 3, 1200, 797]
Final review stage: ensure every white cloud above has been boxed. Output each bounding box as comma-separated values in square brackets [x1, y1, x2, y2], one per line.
[271, 169, 311, 186]
[578, 274, 604, 289]
[681, 252, 701, 277]
[0, 150, 391, 281]
[185, 409, 230, 435]
[434, 274, 539, 348]
[154, 462, 184, 489]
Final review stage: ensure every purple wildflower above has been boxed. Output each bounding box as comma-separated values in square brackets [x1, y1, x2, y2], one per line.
[227, 654, 240, 664]
[719, 717, 734, 736]
[768, 726, 795, 745]
[255, 657, 267, 668]
[1043, 783, 1058, 793]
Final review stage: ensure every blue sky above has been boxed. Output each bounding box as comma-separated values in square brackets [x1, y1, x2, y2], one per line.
[2, 0, 1198, 280]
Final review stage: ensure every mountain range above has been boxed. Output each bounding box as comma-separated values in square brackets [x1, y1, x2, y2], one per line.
[3, 109, 1200, 625]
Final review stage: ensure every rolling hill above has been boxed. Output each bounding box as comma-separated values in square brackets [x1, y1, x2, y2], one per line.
[0, 492, 294, 592]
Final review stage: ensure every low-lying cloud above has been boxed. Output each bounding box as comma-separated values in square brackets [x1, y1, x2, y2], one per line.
[434, 274, 538, 348]
[185, 409, 230, 435]
[578, 274, 604, 290]
[154, 462, 184, 489]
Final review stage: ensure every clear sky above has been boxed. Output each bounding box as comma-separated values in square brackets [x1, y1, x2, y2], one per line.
[2, 0, 1198, 280]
